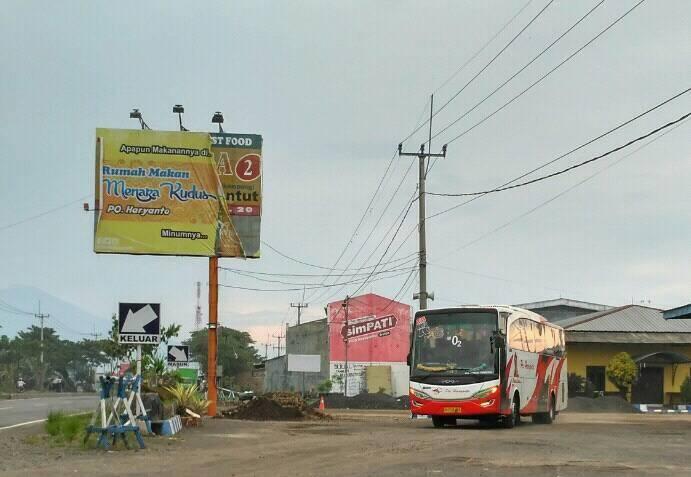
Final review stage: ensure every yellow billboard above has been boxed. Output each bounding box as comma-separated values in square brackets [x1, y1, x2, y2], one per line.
[93, 128, 244, 257]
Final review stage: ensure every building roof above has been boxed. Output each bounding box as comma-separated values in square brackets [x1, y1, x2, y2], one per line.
[516, 298, 613, 313]
[664, 304, 691, 320]
[561, 305, 691, 333]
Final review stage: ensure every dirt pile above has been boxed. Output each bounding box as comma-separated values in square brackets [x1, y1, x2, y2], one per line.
[565, 396, 633, 413]
[225, 393, 329, 421]
[322, 393, 410, 410]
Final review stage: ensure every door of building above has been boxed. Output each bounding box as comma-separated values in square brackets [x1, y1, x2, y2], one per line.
[586, 366, 606, 394]
[631, 366, 664, 404]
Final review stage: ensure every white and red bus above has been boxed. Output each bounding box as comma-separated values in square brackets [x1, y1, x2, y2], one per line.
[409, 306, 567, 428]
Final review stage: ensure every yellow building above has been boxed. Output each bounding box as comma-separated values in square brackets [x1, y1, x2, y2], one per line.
[560, 305, 691, 405]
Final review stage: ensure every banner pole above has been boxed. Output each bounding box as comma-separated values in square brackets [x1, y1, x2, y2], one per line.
[208, 256, 219, 416]
[136, 344, 142, 416]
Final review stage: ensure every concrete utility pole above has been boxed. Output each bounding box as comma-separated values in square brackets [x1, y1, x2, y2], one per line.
[398, 94, 447, 310]
[34, 301, 49, 390]
[342, 295, 349, 396]
[290, 302, 308, 325]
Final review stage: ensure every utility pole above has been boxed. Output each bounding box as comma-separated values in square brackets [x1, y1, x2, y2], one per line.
[290, 302, 308, 325]
[398, 94, 447, 310]
[342, 295, 349, 396]
[291, 286, 308, 325]
[272, 330, 285, 356]
[34, 301, 49, 390]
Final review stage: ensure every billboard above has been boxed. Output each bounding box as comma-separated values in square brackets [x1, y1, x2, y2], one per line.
[94, 128, 243, 257]
[327, 293, 411, 363]
[211, 133, 263, 258]
[287, 354, 321, 373]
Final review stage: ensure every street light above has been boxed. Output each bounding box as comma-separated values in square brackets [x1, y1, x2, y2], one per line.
[173, 104, 188, 131]
[211, 111, 224, 133]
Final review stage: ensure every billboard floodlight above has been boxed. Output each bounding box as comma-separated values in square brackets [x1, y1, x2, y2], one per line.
[212, 111, 224, 132]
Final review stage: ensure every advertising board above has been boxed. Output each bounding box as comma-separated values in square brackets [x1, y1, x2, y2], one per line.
[211, 133, 263, 258]
[327, 293, 411, 363]
[93, 128, 243, 257]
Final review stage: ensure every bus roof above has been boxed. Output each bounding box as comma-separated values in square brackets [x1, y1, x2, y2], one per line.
[415, 305, 558, 326]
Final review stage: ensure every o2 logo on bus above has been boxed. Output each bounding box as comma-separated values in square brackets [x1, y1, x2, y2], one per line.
[235, 154, 261, 181]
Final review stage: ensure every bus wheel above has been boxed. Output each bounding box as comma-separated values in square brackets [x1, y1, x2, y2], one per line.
[533, 395, 555, 424]
[502, 396, 520, 429]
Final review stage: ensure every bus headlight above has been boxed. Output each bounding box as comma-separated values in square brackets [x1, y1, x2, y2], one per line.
[410, 388, 432, 400]
[472, 386, 498, 399]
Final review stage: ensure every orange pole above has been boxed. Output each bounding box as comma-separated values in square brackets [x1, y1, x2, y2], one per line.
[207, 256, 218, 416]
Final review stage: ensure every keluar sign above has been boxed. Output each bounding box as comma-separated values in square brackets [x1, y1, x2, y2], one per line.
[211, 133, 263, 258]
[93, 128, 244, 257]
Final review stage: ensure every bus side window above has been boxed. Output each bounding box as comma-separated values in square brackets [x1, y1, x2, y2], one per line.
[509, 320, 523, 351]
[544, 326, 555, 355]
[534, 323, 545, 354]
[523, 319, 536, 353]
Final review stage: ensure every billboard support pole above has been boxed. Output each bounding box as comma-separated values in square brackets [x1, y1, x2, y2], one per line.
[208, 256, 219, 416]
[136, 344, 142, 415]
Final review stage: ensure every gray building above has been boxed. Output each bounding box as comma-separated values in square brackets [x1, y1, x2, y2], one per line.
[516, 298, 613, 323]
[264, 319, 330, 393]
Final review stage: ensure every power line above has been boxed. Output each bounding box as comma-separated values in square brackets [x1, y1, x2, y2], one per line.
[433, 0, 534, 95]
[0, 194, 92, 232]
[429, 0, 606, 147]
[436, 0, 646, 146]
[426, 86, 690, 220]
[223, 265, 418, 287]
[401, 0, 554, 145]
[219, 268, 415, 293]
[428, 111, 691, 198]
[440, 112, 690, 258]
[219, 257, 418, 279]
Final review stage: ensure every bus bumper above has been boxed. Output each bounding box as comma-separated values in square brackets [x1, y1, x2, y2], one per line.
[409, 395, 501, 418]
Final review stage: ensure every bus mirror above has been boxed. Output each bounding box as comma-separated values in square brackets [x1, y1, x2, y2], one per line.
[406, 353, 411, 366]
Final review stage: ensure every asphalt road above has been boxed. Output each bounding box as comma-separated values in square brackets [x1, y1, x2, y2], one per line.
[0, 394, 96, 429]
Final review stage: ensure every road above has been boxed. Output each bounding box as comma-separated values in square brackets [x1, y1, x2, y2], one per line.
[0, 394, 96, 429]
[1, 410, 690, 476]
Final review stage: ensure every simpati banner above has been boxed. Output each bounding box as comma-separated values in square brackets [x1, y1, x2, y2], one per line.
[93, 128, 243, 257]
[327, 293, 411, 363]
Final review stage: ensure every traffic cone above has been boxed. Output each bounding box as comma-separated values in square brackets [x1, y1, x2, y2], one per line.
[319, 395, 326, 412]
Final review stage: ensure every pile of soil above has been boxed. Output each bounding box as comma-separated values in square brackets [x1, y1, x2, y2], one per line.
[322, 393, 410, 410]
[565, 396, 633, 413]
[225, 393, 328, 421]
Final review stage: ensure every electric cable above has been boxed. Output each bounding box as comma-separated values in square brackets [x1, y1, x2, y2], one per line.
[428, 111, 690, 198]
[434, 0, 646, 146]
[426, 86, 690, 220]
[401, 0, 555, 145]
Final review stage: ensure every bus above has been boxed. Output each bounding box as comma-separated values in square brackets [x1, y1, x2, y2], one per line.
[409, 306, 567, 428]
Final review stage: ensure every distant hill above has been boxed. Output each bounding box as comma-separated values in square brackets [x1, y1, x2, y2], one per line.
[0, 286, 108, 341]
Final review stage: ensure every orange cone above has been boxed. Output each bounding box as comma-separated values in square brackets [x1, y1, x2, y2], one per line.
[319, 395, 326, 412]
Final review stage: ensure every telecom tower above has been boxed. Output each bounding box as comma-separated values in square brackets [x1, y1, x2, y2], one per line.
[195, 281, 202, 330]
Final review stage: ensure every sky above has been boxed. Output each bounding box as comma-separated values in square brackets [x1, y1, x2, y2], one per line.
[1, 0, 689, 356]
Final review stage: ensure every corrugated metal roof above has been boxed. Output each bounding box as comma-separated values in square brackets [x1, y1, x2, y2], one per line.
[664, 304, 691, 320]
[515, 298, 612, 312]
[561, 305, 691, 332]
[565, 331, 691, 344]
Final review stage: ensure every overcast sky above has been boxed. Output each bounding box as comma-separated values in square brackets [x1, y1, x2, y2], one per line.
[1, 1, 689, 354]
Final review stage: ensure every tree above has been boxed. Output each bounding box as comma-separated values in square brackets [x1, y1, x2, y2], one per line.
[606, 352, 637, 399]
[185, 327, 260, 381]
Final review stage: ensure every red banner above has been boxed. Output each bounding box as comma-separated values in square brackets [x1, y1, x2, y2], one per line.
[328, 293, 411, 362]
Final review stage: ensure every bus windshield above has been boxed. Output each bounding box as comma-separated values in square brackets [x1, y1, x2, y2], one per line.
[411, 311, 497, 377]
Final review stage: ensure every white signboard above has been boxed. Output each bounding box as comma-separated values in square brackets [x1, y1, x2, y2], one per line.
[287, 354, 321, 373]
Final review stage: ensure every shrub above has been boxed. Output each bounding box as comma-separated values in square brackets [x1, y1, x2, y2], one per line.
[45, 411, 64, 436]
[43, 411, 90, 443]
[317, 379, 332, 394]
[568, 373, 585, 397]
[681, 376, 691, 404]
[163, 383, 210, 415]
[606, 352, 637, 398]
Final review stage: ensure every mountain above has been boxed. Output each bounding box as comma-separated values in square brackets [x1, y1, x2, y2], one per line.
[0, 286, 108, 341]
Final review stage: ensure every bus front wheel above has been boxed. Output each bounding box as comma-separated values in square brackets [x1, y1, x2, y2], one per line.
[502, 396, 520, 429]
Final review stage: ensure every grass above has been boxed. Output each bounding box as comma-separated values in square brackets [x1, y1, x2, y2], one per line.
[42, 411, 92, 445]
